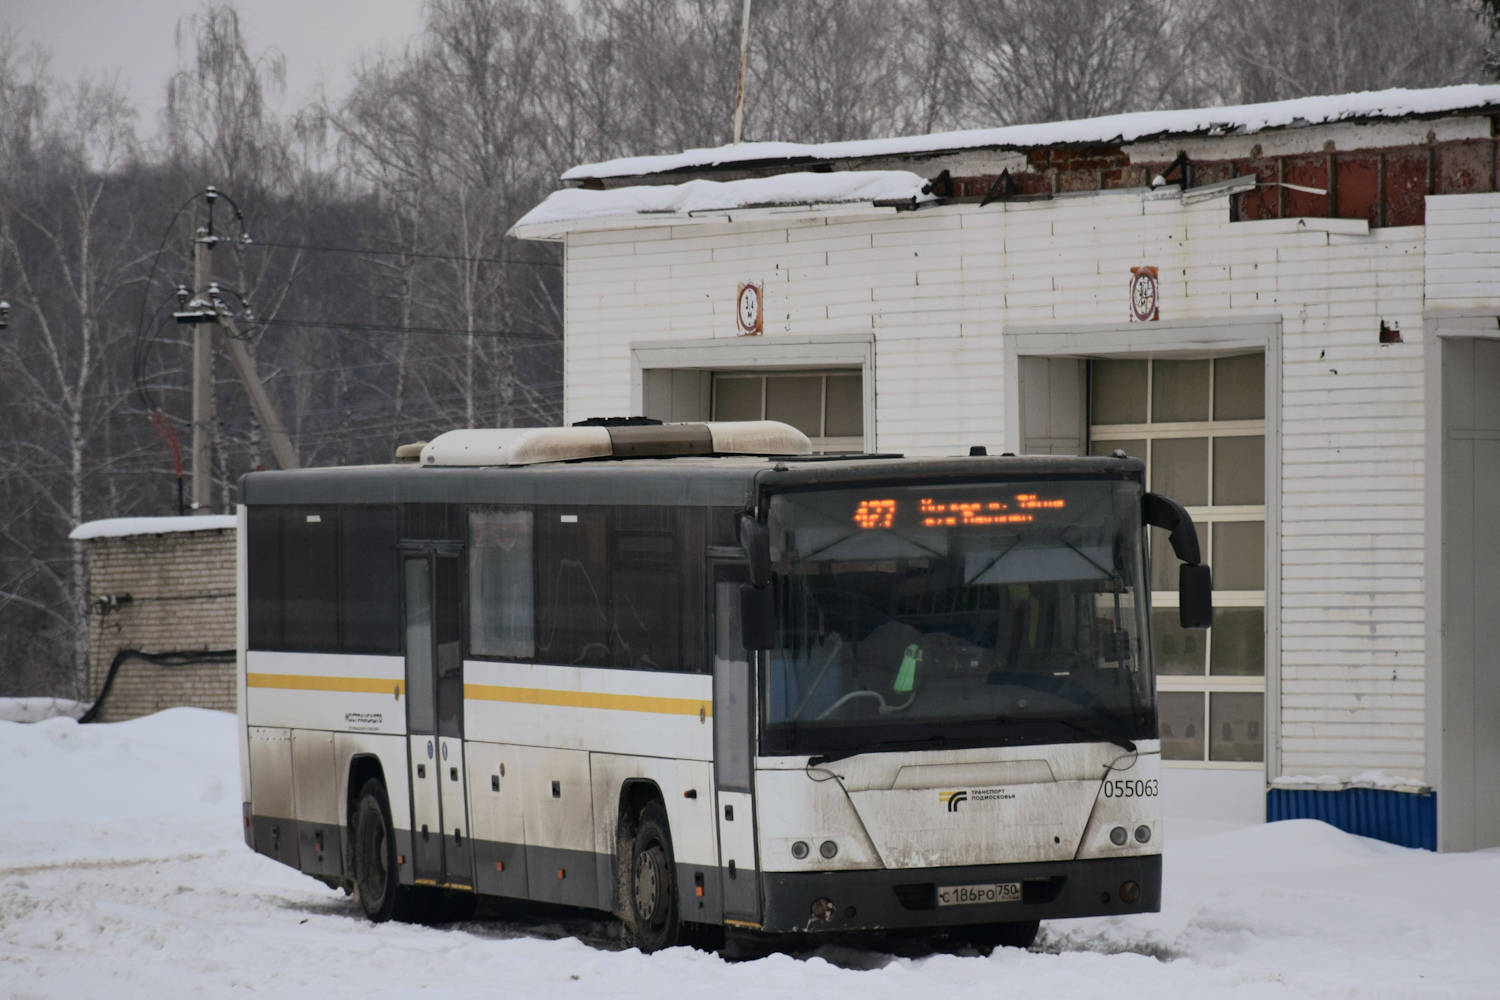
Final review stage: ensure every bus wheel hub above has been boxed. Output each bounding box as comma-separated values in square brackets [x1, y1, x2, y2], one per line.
[634, 846, 666, 921]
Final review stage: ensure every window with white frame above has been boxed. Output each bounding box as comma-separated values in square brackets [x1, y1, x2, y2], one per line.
[1087, 354, 1266, 765]
[711, 370, 864, 453]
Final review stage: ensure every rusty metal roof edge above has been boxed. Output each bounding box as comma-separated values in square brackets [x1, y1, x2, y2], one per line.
[563, 86, 1500, 184]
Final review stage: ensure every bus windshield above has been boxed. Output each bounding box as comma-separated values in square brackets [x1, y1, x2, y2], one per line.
[761, 478, 1152, 757]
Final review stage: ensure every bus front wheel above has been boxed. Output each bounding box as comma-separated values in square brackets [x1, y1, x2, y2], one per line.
[630, 800, 682, 952]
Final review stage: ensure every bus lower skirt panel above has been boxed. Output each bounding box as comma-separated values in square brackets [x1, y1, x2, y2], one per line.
[758, 855, 1161, 934]
[251, 814, 301, 870]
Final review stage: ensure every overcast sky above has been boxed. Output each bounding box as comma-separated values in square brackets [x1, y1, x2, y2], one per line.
[5, 0, 427, 134]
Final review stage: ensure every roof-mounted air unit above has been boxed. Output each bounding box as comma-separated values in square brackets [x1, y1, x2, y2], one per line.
[418, 420, 811, 467]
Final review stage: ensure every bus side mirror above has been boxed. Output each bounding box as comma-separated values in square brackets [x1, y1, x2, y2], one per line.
[737, 514, 771, 588]
[739, 583, 775, 650]
[1179, 564, 1213, 629]
[1145, 492, 1213, 630]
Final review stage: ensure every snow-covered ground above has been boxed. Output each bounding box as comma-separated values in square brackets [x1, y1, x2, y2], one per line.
[3, 711, 1498, 998]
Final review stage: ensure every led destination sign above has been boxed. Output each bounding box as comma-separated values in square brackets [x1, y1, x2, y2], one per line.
[851, 492, 1069, 530]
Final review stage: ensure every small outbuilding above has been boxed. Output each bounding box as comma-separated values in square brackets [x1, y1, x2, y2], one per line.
[72, 516, 239, 722]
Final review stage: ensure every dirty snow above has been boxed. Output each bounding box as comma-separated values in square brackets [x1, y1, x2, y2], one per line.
[510, 170, 933, 236]
[0, 697, 87, 723]
[3, 709, 1499, 998]
[69, 515, 237, 540]
[562, 84, 1500, 181]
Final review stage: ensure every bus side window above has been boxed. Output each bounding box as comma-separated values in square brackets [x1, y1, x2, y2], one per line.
[340, 506, 400, 655]
[678, 508, 707, 673]
[282, 507, 340, 652]
[536, 507, 611, 667]
[611, 507, 680, 671]
[247, 507, 283, 650]
[522, 505, 709, 673]
[609, 506, 709, 673]
[469, 508, 535, 659]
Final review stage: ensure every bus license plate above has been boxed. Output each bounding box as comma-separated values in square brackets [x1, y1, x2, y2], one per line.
[936, 882, 1022, 906]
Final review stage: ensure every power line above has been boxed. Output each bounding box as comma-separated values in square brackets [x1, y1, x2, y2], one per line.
[134, 190, 218, 414]
[250, 239, 561, 269]
[258, 317, 560, 343]
[213, 380, 566, 422]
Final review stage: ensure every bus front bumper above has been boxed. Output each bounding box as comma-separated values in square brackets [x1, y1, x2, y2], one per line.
[756, 854, 1161, 934]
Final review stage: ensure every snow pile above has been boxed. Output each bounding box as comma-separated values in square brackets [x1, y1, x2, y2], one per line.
[511, 170, 933, 236]
[3, 710, 1500, 998]
[70, 514, 237, 540]
[564, 84, 1500, 181]
[0, 696, 89, 723]
[0, 708, 241, 865]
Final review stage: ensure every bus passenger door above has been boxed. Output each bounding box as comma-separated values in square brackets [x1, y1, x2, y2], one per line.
[404, 551, 473, 889]
[433, 553, 472, 889]
[713, 565, 761, 924]
[404, 555, 443, 884]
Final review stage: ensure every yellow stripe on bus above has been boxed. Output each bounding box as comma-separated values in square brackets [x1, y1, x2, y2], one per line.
[464, 684, 711, 718]
[247, 673, 404, 696]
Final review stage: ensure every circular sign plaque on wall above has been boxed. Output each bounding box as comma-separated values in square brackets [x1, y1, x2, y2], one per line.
[1129, 265, 1159, 322]
[736, 282, 763, 335]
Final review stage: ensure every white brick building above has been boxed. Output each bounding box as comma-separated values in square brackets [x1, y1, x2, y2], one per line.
[514, 86, 1500, 851]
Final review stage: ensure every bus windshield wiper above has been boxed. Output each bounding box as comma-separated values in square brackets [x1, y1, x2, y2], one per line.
[806, 733, 949, 766]
[824, 734, 951, 759]
[1046, 716, 1136, 753]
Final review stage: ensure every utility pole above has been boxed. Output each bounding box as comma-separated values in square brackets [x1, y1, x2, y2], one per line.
[177, 187, 300, 514]
[732, 0, 753, 145]
[191, 228, 214, 513]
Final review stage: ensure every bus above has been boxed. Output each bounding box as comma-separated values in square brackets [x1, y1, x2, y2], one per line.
[236, 418, 1211, 952]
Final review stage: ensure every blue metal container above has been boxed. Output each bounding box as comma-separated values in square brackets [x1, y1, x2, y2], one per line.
[1266, 787, 1436, 851]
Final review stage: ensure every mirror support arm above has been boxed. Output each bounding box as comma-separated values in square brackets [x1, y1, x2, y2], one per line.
[1142, 492, 1202, 565]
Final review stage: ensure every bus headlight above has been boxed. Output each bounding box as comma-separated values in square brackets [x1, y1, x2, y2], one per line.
[819, 840, 839, 859]
[1109, 825, 1128, 846]
[1134, 824, 1151, 844]
[791, 840, 810, 859]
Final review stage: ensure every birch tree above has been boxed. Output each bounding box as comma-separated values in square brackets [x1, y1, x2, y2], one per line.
[1204, 0, 1487, 103]
[0, 63, 141, 694]
[951, 0, 1214, 126]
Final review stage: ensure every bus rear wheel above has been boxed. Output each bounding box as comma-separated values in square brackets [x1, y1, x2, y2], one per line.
[630, 801, 682, 953]
[353, 778, 414, 923]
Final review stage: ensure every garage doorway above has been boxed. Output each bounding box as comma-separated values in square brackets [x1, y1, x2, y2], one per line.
[1440, 336, 1500, 851]
[643, 368, 864, 453]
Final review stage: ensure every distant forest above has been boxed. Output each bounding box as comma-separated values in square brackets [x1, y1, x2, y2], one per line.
[0, 0, 1491, 694]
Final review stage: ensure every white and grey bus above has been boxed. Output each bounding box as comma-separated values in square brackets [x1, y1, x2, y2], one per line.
[236, 418, 1211, 951]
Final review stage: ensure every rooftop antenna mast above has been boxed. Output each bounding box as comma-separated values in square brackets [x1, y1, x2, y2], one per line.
[732, 0, 753, 144]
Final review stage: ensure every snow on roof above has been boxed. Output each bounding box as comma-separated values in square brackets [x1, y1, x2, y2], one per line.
[70, 515, 238, 541]
[1270, 770, 1431, 795]
[563, 85, 1500, 181]
[510, 169, 932, 238]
